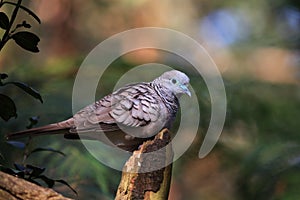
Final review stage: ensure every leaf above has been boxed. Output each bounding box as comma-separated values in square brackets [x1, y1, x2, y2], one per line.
[0, 73, 8, 85]
[38, 175, 55, 188]
[6, 141, 25, 149]
[0, 165, 24, 177]
[0, 73, 8, 80]
[14, 163, 26, 171]
[29, 116, 39, 122]
[55, 179, 78, 195]
[2, 2, 41, 24]
[26, 116, 39, 129]
[28, 147, 66, 158]
[0, 94, 17, 121]
[12, 31, 40, 53]
[0, 12, 9, 30]
[6, 81, 43, 103]
[26, 164, 45, 177]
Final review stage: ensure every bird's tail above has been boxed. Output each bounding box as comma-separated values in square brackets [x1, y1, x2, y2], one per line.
[6, 119, 74, 140]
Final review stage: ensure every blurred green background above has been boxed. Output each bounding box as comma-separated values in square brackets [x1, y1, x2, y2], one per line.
[1, 0, 300, 199]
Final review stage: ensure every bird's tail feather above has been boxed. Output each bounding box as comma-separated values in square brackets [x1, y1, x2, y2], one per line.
[6, 119, 73, 140]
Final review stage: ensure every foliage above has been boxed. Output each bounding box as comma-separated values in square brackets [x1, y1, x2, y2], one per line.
[0, 0, 42, 121]
[0, 0, 40, 52]
[1, 126, 76, 195]
[0, 0, 76, 196]
[237, 144, 300, 200]
[0, 73, 42, 121]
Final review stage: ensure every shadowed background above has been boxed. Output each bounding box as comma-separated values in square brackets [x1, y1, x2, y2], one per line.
[1, 0, 300, 199]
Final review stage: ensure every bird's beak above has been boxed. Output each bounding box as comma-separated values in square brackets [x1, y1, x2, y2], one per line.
[181, 85, 191, 97]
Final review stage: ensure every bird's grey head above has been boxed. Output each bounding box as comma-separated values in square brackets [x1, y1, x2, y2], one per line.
[153, 70, 191, 97]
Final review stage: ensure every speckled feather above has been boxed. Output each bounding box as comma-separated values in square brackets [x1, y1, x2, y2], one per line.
[7, 70, 191, 150]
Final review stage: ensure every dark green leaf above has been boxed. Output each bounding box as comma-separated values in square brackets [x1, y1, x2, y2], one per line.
[55, 179, 78, 195]
[38, 175, 55, 188]
[0, 73, 8, 85]
[6, 81, 43, 103]
[26, 116, 39, 129]
[12, 31, 40, 53]
[2, 2, 41, 24]
[0, 165, 24, 177]
[29, 116, 39, 122]
[0, 152, 4, 160]
[28, 147, 66, 158]
[14, 163, 26, 172]
[26, 164, 45, 177]
[0, 73, 8, 80]
[0, 94, 17, 121]
[6, 141, 25, 149]
[0, 12, 9, 30]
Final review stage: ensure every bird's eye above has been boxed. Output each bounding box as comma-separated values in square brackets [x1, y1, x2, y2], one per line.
[171, 79, 177, 84]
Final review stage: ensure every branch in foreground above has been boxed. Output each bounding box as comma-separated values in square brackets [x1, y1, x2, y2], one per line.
[0, 171, 73, 200]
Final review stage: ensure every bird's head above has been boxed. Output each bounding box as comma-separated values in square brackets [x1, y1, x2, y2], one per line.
[155, 70, 191, 97]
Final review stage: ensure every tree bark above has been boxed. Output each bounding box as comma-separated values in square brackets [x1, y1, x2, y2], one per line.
[0, 171, 73, 200]
[115, 129, 173, 200]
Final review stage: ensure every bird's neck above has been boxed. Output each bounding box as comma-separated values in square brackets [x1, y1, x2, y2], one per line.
[151, 82, 179, 114]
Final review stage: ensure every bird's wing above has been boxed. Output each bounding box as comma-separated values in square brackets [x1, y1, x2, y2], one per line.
[73, 83, 162, 133]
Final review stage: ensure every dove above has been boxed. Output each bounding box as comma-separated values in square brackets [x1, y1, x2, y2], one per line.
[7, 70, 191, 151]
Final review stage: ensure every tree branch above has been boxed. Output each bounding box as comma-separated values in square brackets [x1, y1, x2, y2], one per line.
[0, 171, 73, 200]
[115, 129, 173, 200]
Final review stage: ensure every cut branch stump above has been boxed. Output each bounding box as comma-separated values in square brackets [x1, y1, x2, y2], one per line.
[115, 129, 173, 200]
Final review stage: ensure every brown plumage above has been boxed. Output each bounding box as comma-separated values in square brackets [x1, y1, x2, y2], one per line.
[7, 70, 191, 151]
